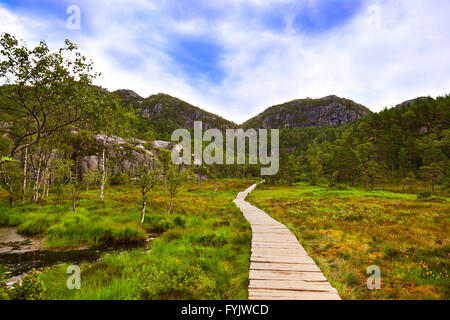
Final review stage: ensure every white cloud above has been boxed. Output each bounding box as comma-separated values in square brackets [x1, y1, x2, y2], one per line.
[1, 0, 450, 123]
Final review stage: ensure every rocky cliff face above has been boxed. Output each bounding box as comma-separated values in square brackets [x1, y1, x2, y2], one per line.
[242, 95, 371, 129]
[77, 132, 155, 178]
[114, 90, 237, 131]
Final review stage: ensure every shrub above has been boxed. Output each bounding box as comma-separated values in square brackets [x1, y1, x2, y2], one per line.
[0, 210, 8, 225]
[141, 263, 214, 299]
[155, 219, 174, 232]
[10, 269, 45, 300]
[173, 216, 186, 228]
[0, 266, 10, 300]
[417, 192, 432, 199]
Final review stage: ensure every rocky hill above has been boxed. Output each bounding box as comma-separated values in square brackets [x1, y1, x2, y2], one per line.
[114, 90, 237, 138]
[241, 95, 371, 129]
[394, 96, 430, 109]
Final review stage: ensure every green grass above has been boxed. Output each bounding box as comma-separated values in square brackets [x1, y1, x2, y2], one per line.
[247, 183, 450, 300]
[1, 179, 254, 300]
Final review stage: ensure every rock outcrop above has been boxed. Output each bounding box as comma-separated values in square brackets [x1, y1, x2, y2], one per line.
[242, 95, 371, 129]
[394, 97, 429, 109]
[79, 133, 155, 177]
[114, 90, 237, 131]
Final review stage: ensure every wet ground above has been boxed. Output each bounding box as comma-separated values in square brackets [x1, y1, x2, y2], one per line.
[0, 227, 157, 283]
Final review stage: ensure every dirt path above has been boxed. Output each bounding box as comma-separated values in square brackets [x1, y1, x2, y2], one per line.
[234, 182, 341, 300]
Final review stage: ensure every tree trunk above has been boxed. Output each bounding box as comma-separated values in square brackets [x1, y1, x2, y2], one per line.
[100, 147, 106, 201]
[140, 196, 146, 223]
[168, 195, 173, 214]
[22, 147, 28, 203]
[32, 164, 41, 202]
[42, 173, 47, 200]
[45, 176, 50, 198]
[8, 184, 14, 208]
[72, 197, 77, 214]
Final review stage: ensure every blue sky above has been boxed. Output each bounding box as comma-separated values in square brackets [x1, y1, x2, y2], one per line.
[1, 0, 450, 123]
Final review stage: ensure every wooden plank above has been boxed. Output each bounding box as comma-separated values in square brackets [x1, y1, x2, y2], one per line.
[249, 280, 337, 292]
[250, 256, 316, 264]
[249, 270, 328, 282]
[249, 289, 341, 300]
[250, 262, 321, 272]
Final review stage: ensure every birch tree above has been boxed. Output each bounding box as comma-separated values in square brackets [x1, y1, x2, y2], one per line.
[133, 161, 161, 223]
[0, 33, 100, 165]
[165, 164, 189, 214]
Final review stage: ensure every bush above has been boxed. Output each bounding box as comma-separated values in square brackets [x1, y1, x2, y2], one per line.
[0, 210, 8, 225]
[141, 263, 214, 299]
[10, 269, 45, 300]
[173, 216, 186, 228]
[155, 219, 174, 232]
[0, 266, 10, 300]
[417, 192, 432, 199]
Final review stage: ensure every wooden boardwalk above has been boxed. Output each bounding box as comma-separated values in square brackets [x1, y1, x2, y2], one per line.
[234, 183, 341, 300]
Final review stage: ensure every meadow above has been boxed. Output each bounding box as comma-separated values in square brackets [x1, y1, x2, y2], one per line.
[0, 179, 254, 299]
[247, 183, 450, 300]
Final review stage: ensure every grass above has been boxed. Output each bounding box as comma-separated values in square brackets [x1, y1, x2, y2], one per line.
[0, 179, 254, 300]
[247, 183, 450, 300]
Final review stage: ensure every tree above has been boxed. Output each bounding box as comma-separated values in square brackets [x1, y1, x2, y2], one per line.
[84, 92, 136, 201]
[53, 159, 78, 214]
[132, 160, 161, 224]
[401, 171, 416, 193]
[0, 158, 21, 207]
[165, 164, 189, 214]
[398, 147, 411, 178]
[83, 167, 101, 191]
[362, 161, 380, 191]
[420, 164, 444, 192]
[0, 33, 100, 164]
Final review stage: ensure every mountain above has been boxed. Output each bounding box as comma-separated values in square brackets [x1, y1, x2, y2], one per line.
[114, 90, 237, 140]
[242, 95, 371, 129]
[394, 96, 429, 109]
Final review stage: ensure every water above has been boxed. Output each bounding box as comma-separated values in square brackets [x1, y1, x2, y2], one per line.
[0, 227, 157, 281]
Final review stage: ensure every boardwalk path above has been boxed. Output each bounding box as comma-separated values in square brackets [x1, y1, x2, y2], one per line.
[234, 182, 341, 300]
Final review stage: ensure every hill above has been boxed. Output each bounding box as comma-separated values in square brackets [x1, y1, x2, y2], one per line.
[242, 95, 371, 129]
[114, 90, 237, 140]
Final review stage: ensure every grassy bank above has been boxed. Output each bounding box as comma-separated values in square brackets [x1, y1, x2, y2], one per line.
[1, 179, 253, 299]
[247, 183, 450, 300]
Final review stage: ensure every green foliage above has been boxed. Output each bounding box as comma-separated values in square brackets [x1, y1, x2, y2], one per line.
[0, 33, 102, 160]
[0, 160, 22, 207]
[165, 164, 190, 213]
[9, 269, 46, 300]
[271, 95, 449, 190]
[141, 263, 214, 299]
[0, 265, 9, 300]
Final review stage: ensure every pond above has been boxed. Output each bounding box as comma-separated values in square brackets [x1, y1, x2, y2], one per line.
[0, 227, 157, 284]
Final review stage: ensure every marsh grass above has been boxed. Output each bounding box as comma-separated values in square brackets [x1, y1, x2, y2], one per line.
[247, 183, 449, 300]
[1, 179, 254, 300]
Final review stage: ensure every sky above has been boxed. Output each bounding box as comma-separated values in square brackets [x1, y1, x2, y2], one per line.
[0, 0, 449, 124]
